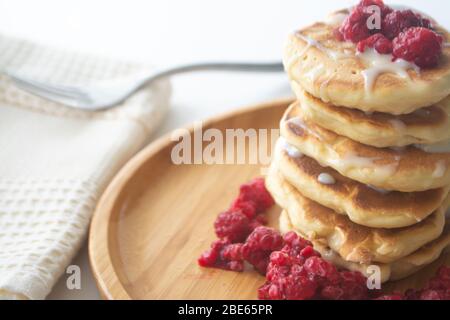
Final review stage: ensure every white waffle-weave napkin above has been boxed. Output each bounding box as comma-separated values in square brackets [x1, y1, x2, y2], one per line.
[0, 35, 171, 299]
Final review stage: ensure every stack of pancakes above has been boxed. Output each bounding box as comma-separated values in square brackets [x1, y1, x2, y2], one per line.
[267, 11, 450, 283]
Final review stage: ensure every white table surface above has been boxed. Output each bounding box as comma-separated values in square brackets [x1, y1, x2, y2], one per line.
[0, 0, 447, 300]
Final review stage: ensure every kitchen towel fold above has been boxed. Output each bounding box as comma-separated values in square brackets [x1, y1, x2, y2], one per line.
[0, 34, 171, 299]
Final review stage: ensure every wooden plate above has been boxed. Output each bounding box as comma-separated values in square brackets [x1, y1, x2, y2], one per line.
[89, 98, 450, 300]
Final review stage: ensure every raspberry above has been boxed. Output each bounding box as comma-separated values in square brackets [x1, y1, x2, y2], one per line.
[248, 214, 267, 231]
[383, 10, 431, 39]
[375, 294, 404, 300]
[266, 264, 290, 282]
[339, 0, 391, 43]
[269, 251, 290, 267]
[258, 282, 282, 300]
[338, 277, 370, 300]
[304, 256, 339, 284]
[283, 231, 311, 247]
[320, 271, 370, 300]
[198, 240, 222, 267]
[424, 266, 450, 293]
[283, 275, 318, 300]
[299, 246, 317, 259]
[357, 0, 392, 16]
[402, 278, 450, 300]
[232, 178, 275, 216]
[257, 283, 271, 300]
[339, 9, 372, 43]
[393, 27, 443, 68]
[230, 199, 257, 218]
[214, 210, 251, 243]
[403, 289, 420, 300]
[410, 266, 450, 300]
[420, 290, 444, 300]
[437, 266, 450, 279]
[259, 275, 317, 300]
[229, 261, 244, 272]
[244, 227, 284, 252]
[198, 239, 244, 272]
[357, 33, 393, 54]
[421, 18, 433, 30]
[242, 227, 284, 274]
[222, 243, 243, 261]
[321, 286, 345, 300]
[280, 237, 318, 266]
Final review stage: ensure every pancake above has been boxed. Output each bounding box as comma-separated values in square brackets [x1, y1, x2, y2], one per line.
[297, 87, 450, 148]
[274, 138, 450, 228]
[281, 102, 450, 192]
[279, 210, 450, 283]
[266, 164, 447, 264]
[284, 13, 450, 115]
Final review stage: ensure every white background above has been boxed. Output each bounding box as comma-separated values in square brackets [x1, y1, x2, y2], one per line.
[0, 0, 447, 299]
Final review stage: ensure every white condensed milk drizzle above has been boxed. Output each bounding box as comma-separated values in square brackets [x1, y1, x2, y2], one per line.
[277, 137, 303, 159]
[415, 139, 450, 154]
[318, 173, 336, 185]
[389, 119, 407, 132]
[287, 116, 324, 141]
[290, 32, 353, 69]
[367, 184, 391, 194]
[432, 161, 446, 178]
[357, 49, 420, 93]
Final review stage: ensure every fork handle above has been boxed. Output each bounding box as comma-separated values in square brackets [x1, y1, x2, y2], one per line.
[153, 62, 284, 77]
[134, 61, 284, 91]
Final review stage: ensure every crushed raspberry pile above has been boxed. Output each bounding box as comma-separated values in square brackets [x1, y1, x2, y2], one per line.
[259, 232, 373, 300]
[376, 266, 450, 300]
[406, 266, 450, 300]
[198, 177, 450, 300]
[198, 177, 277, 273]
[339, 0, 444, 68]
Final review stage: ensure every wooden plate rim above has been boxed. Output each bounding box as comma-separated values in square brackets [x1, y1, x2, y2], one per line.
[88, 98, 293, 300]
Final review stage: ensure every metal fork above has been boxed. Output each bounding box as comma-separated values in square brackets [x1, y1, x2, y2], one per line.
[5, 61, 283, 111]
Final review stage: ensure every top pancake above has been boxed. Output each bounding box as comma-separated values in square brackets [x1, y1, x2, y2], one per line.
[284, 11, 450, 115]
[297, 86, 450, 148]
